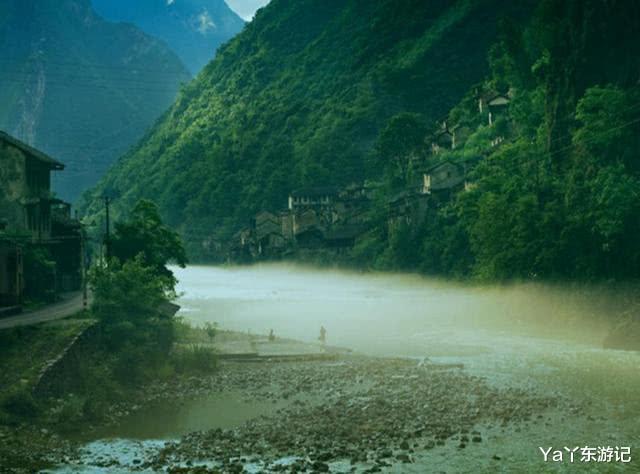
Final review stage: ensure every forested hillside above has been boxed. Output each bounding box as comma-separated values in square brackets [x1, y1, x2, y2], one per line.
[91, 0, 245, 75]
[81, 0, 536, 251]
[358, 0, 640, 280]
[0, 0, 190, 203]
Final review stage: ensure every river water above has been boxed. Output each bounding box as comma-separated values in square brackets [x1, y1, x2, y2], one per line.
[53, 264, 640, 472]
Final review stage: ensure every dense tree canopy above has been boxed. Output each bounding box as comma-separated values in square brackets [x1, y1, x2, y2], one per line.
[80, 0, 537, 256]
[111, 200, 187, 282]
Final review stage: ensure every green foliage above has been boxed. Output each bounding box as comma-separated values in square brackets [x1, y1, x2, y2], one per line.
[375, 113, 428, 185]
[83, 0, 639, 283]
[354, 1, 640, 282]
[81, 0, 537, 259]
[171, 345, 218, 375]
[205, 322, 218, 342]
[111, 199, 188, 281]
[89, 256, 177, 386]
[1, 388, 40, 423]
[23, 246, 56, 303]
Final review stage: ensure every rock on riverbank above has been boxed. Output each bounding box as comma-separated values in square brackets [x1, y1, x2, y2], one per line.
[146, 357, 560, 472]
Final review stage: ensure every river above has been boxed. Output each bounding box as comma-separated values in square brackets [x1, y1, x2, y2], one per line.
[52, 264, 640, 472]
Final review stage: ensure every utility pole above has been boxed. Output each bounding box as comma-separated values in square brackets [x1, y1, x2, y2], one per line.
[104, 196, 111, 261]
[81, 224, 87, 309]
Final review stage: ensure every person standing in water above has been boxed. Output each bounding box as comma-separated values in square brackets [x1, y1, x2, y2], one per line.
[319, 325, 327, 345]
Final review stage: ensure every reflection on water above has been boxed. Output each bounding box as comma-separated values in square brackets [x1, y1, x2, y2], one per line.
[88, 392, 278, 441]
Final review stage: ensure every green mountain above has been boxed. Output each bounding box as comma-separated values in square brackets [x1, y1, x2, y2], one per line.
[91, 0, 246, 75]
[357, 0, 640, 280]
[0, 0, 191, 203]
[82, 0, 536, 254]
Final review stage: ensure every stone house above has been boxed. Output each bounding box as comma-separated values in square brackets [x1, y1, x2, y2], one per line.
[387, 187, 429, 229]
[421, 161, 466, 197]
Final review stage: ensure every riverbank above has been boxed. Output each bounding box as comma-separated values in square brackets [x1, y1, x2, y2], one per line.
[41, 351, 567, 473]
[2, 264, 640, 474]
[3, 332, 638, 472]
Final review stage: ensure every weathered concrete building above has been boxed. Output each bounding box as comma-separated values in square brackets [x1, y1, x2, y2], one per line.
[0, 131, 65, 241]
[0, 131, 82, 304]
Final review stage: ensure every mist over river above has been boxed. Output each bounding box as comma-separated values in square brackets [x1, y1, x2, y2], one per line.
[174, 263, 626, 359]
[174, 264, 640, 464]
[51, 264, 640, 472]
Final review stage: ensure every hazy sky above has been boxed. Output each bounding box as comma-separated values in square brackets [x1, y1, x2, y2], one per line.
[225, 0, 271, 21]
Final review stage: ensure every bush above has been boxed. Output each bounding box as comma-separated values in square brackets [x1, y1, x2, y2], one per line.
[1, 388, 41, 422]
[172, 345, 217, 374]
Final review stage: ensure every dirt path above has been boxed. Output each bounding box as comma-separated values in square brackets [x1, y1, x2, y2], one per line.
[0, 292, 88, 330]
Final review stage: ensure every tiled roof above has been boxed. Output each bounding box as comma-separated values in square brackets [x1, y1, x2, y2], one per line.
[0, 130, 64, 170]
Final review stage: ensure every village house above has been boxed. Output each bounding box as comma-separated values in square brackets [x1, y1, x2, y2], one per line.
[421, 161, 466, 197]
[294, 225, 325, 249]
[292, 208, 321, 236]
[279, 210, 294, 241]
[254, 211, 287, 257]
[49, 201, 83, 291]
[477, 89, 512, 126]
[324, 224, 367, 251]
[387, 187, 429, 229]
[288, 186, 339, 211]
[225, 182, 378, 262]
[333, 183, 376, 225]
[431, 122, 457, 154]
[0, 131, 82, 307]
[0, 131, 65, 242]
[229, 227, 256, 262]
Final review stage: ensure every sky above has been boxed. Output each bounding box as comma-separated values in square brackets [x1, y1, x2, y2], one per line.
[225, 0, 271, 21]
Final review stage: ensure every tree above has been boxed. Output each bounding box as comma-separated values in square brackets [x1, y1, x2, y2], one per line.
[111, 199, 187, 284]
[89, 257, 177, 383]
[375, 113, 428, 186]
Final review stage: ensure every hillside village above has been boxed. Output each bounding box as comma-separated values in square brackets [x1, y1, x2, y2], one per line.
[218, 87, 511, 263]
[0, 82, 513, 303]
[0, 132, 83, 316]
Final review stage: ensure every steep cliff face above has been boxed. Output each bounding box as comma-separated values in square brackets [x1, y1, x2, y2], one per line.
[91, 0, 245, 74]
[0, 0, 191, 203]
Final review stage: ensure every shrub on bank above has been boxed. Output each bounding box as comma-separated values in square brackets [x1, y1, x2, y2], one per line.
[0, 388, 41, 424]
[172, 345, 217, 374]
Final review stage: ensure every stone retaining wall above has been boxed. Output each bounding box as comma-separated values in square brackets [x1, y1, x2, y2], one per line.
[33, 321, 99, 397]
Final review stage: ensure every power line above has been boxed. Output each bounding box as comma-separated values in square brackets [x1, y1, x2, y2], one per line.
[0, 57, 192, 78]
[0, 76, 185, 95]
[0, 68, 190, 87]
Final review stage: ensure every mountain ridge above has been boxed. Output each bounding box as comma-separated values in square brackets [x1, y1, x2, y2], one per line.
[91, 0, 246, 75]
[0, 0, 192, 203]
[81, 0, 537, 256]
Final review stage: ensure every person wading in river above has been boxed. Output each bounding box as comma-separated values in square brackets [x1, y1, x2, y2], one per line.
[319, 325, 327, 346]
